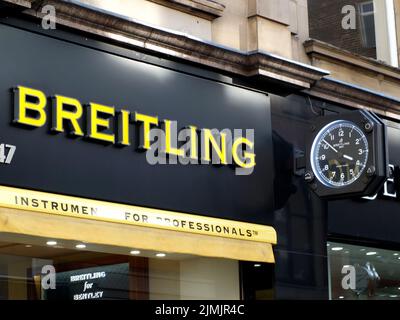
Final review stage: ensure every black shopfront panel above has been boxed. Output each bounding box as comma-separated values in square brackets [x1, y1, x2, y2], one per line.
[270, 94, 328, 299]
[329, 123, 400, 245]
[0, 21, 274, 225]
[271, 93, 400, 299]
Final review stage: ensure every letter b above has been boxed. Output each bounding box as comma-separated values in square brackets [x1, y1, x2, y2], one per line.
[14, 86, 47, 127]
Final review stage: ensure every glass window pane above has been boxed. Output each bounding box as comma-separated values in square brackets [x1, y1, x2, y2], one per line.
[360, 2, 374, 14]
[361, 14, 376, 48]
[328, 242, 400, 300]
[0, 238, 246, 300]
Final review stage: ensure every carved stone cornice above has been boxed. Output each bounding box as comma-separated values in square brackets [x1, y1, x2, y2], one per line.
[0, 0, 31, 9]
[306, 77, 400, 120]
[304, 39, 400, 82]
[147, 0, 225, 20]
[8, 0, 328, 93]
[304, 39, 400, 119]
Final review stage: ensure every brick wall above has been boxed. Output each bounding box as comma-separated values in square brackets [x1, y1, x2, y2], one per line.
[308, 0, 377, 58]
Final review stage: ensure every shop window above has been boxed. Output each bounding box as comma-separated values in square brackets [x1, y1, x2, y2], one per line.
[0, 237, 274, 300]
[328, 241, 400, 300]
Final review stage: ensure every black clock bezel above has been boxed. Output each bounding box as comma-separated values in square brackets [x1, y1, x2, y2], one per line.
[305, 110, 389, 199]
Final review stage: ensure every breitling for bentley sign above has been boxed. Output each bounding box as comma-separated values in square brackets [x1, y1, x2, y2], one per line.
[13, 86, 256, 175]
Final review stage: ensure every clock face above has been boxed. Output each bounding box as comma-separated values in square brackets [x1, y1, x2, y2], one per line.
[310, 120, 369, 188]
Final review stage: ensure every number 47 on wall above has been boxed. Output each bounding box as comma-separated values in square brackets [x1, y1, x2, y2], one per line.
[0, 144, 16, 164]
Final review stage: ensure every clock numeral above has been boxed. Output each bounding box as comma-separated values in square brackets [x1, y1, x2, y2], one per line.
[338, 130, 344, 137]
[355, 139, 360, 145]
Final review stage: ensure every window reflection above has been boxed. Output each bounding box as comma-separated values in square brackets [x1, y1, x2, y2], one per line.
[328, 242, 400, 300]
[0, 240, 241, 300]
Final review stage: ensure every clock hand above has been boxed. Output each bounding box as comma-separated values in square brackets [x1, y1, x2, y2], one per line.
[322, 139, 338, 153]
[343, 154, 354, 161]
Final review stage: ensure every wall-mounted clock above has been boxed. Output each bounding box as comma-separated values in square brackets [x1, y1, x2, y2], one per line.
[305, 110, 388, 199]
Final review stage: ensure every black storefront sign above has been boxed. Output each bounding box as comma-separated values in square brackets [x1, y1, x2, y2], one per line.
[0, 22, 274, 225]
[329, 124, 400, 244]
